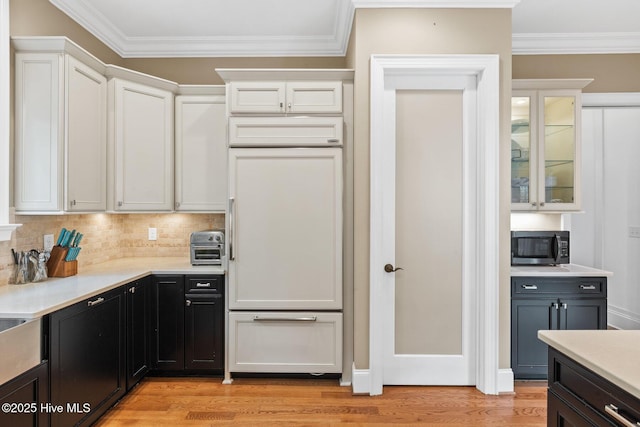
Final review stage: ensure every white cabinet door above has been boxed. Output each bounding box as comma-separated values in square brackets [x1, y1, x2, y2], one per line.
[286, 81, 342, 114]
[109, 78, 174, 211]
[66, 56, 107, 212]
[175, 95, 226, 212]
[229, 81, 285, 113]
[14, 53, 106, 213]
[228, 147, 342, 310]
[14, 53, 63, 212]
[229, 81, 342, 114]
[228, 312, 343, 373]
[228, 116, 343, 147]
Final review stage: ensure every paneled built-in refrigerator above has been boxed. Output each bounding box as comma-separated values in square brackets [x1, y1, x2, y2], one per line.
[226, 119, 343, 376]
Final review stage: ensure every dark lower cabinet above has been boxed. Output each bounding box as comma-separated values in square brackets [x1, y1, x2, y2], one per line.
[150, 274, 224, 373]
[185, 293, 224, 370]
[511, 277, 607, 380]
[150, 275, 185, 371]
[547, 347, 640, 427]
[126, 278, 150, 390]
[49, 286, 126, 427]
[0, 362, 49, 427]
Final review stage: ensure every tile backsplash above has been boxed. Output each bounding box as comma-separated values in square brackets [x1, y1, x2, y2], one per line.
[0, 211, 224, 286]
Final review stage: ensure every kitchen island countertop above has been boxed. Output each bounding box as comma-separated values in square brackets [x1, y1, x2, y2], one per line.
[510, 263, 612, 277]
[0, 257, 224, 318]
[538, 329, 640, 400]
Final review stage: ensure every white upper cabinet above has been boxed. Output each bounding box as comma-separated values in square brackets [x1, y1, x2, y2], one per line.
[108, 77, 174, 212]
[175, 93, 227, 212]
[229, 81, 342, 114]
[14, 47, 107, 214]
[511, 79, 592, 212]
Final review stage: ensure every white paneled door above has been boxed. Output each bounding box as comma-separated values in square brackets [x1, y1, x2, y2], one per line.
[369, 55, 501, 394]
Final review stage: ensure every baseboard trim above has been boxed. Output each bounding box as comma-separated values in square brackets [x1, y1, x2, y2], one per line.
[351, 363, 371, 394]
[498, 369, 515, 394]
[608, 305, 640, 330]
[351, 364, 514, 395]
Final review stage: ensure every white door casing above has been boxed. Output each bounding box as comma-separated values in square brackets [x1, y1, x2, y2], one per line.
[369, 54, 501, 395]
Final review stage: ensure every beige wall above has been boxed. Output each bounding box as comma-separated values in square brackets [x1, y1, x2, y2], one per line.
[348, 8, 513, 370]
[513, 54, 640, 93]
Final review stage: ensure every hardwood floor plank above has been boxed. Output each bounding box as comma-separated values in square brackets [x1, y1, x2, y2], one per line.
[96, 378, 547, 426]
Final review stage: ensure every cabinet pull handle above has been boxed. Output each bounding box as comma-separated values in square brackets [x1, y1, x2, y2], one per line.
[279, 102, 283, 109]
[186, 300, 192, 307]
[562, 303, 568, 309]
[229, 197, 235, 261]
[252, 316, 317, 322]
[522, 284, 538, 290]
[129, 286, 136, 294]
[552, 302, 559, 310]
[196, 282, 211, 287]
[580, 284, 596, 290]
[87, 297, 105, 307]
[604, 404, 640, 427]
[327, 138, 340, 144]
[287, 102, 291, 110]
[531, 202, 537, 207]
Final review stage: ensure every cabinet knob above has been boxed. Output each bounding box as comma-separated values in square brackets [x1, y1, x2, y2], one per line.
[118, 201, 123, 207]
[186, 300, 191, 307]
[531, 202, 537, 207]
[129, 286, 135, 294]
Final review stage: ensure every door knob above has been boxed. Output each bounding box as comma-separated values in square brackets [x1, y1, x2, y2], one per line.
[384, 264, 403, 273]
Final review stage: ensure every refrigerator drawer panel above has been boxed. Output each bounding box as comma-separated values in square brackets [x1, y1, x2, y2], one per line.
[228, 312, 342, 373]
[229, 116, 343, 147]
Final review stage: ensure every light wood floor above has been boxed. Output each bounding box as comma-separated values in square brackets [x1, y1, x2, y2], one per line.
[96, 378, 547, 426]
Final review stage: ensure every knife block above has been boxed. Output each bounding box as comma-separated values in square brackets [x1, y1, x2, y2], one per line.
[47, 246, 78, 278]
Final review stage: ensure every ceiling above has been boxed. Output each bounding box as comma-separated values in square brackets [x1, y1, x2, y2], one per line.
[49, 0, 640, 58]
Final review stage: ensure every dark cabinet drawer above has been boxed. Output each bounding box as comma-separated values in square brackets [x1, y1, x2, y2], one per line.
[185, 275, 222, 293]
[549, 348, 640, 426]
[512, 277, 606, 297]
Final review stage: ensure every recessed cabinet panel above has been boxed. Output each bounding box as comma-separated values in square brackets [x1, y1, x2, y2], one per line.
[228, 116, 343, 147]
[66, 56, 107, 211]
[286, 81, 342, 113]
[110, 78, 174, 211]
[229, 81, 342, 114]
[175, 95, 226, 211]
[14, 53, 62, 212]
[228, 148, 343, 310]
[14, 52, 107, 213]
[229, 81, 285, 113]
[228, 312, 342, 373]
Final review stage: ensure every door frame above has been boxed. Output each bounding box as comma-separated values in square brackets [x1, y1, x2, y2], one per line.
[368, 54, 501, 395]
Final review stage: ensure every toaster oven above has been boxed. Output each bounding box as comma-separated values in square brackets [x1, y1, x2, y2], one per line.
[190, 230, 224, 265]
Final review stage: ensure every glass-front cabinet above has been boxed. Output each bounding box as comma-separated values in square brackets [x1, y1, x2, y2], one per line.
[511, 79, 592, 212]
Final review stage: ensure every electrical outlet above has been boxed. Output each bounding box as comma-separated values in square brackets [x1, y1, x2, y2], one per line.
[148, 227, 157, 241]
[629, 226, 640, 238]
[43, 234, 54, 251]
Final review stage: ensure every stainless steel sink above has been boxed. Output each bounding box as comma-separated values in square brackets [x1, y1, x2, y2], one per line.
[0, 317, 41, 386]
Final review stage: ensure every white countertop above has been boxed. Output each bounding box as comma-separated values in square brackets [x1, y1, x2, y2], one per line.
[538, 330, 640, 400]
[510, 263, 613, 277]
[0, 257, 224, 319]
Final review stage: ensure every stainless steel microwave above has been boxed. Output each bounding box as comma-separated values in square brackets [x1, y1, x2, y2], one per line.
[511, 231, 569, 266]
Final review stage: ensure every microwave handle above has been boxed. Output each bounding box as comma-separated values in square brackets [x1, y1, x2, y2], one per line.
[553, 233, 561, 263]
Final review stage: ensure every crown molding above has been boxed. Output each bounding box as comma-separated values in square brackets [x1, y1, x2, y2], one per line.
[513, 32, 640, 55]
[352, 0, 520, 7]
[50, 0, 355, 58]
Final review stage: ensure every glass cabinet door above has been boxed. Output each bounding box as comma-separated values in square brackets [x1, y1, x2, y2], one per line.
[542, 95, 576, 207]
[511, 85, 583, 212]
[511, 95, 535, 208]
